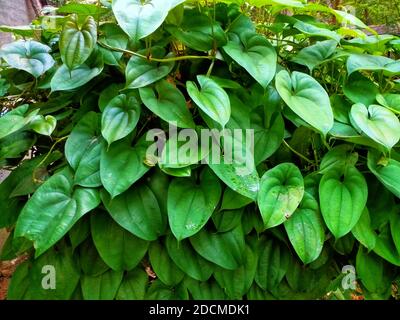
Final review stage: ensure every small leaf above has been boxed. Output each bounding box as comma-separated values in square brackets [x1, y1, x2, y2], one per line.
[112, 0, 176, 41]
[0, 104, 39, 140]
[125, 47, 175, 89]
[190, 225, 245, 270]
[101, 185, 163, 241]
[350, 103, 400, 150]
[187, 75, 231, 127]
[0, 40, 55, 77]
[319, 166, 368, 238]
[101, 94, 141, 145]
[81, 269, 124, 300]
[168, 168, 221, 240]
[291, 40, 337, 72]
[223, 30, 277, 88]
[276, 70, 334, 135]
[139, 80, 195, 128]
[30, 115, 57, 136]
[60, 14, 97, 70]
[258, 163, 304, 229]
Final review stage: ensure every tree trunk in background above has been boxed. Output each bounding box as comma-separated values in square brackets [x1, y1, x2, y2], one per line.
[0, 0, 44, 46]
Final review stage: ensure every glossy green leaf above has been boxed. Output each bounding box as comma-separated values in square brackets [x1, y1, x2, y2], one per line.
[100, 136, 151, 198]
[373, 225, 400, 266]
[0, 40, 55, 77]
[15, 167, 101, 256]
[284, 193, 324, 264]
[149, 241, 184, 286]
[276, 70, 334, 135]
[139, 80, 195, 128]
[165, 234, 214, 282]
[258, 163, 304, 229]
[166, 9, 227, 51]
[350, 103, 400, 150]
[112, 0, 177, 41]
[190, 225, 245, 270]
[187, 75, 231, 127]
[367, 150, 400, 198]
[81, 270, 124, 300]
[125, 47, 175, 89]
[168, 168, 221, 240]
[79, 238, 109, 276]
[220, 187, 253, 211]
[319, 166, 368, 238]
[376, 93, 400, 114]
[60, 14, 97, 70]
[30, 115, 57, 136]
[91, 211, 149, 271]
[51, 56, 103, 92]
[208, 158, 260, 201]
[101, 94, 141, 145]
[101, 184, 163, 241]
[223, 31, 277, 88]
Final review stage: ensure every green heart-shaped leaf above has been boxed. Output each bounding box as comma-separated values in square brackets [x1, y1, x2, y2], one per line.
[223, 31, 277, 88]
[350, 103, 400, 150]
[319, 166, 368, 238]
[101, 94, 141, 145]
[112, 0, 179, 41]
[60, 14, 97, 70]
[168, 168, 221, 240]
[101, 184, 163, 241]
[276, 70, 334, 135]
[258, 163, 304, 229]
[0, 40, 55, 77]
[187, 75, 231, 127]
[15, 167, 101, 257]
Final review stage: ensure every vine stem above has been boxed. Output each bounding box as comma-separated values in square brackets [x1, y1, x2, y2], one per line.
[97, 41, 214, 63]
[282, 139, 315, 165]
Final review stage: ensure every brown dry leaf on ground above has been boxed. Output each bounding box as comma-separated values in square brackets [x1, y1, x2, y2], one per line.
[0, 255, 29, 300]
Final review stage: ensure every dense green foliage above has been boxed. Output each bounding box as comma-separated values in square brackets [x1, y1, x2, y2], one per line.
[1, 0, 400, 300]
